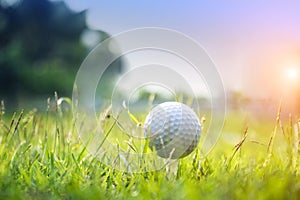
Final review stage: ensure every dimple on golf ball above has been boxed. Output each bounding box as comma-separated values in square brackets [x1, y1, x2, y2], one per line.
[144, 102, 201, 159]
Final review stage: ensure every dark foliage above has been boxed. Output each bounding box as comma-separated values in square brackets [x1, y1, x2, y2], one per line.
[0, 0, 122, 107]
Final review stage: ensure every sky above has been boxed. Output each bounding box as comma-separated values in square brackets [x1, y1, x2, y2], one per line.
[64, 0, 300, 99]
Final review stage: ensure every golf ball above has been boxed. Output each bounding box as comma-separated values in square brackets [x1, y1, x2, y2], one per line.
[144, 102, 201, 159]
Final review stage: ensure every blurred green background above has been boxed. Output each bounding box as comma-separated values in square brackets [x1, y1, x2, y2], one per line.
[1, 0, 299, 116]
[0, 0, 122, 110]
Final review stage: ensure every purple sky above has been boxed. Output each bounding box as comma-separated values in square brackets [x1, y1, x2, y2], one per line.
[64, 0, 300, 98]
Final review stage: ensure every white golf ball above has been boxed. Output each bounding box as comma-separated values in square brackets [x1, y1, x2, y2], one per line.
[144, 102, 201, 159]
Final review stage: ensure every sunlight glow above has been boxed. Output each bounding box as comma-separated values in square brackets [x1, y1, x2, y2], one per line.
[287, 67, 299, 80]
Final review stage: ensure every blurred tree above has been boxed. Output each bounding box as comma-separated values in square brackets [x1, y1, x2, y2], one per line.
[0, 0, 122, 108]
[228, 90, 250, 111]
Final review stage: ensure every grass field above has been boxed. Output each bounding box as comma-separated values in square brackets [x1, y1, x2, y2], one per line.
[0, 99, 300, 200]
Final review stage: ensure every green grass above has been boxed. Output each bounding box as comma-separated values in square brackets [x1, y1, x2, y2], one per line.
[0, 99, 300, 200]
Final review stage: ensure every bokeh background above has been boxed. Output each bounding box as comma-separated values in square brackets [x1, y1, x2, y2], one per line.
[0, 0, 299, 115]
[0, 0, 122, 110]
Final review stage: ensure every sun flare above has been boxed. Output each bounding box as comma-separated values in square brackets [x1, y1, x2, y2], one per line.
[287, 67, 299, 80]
